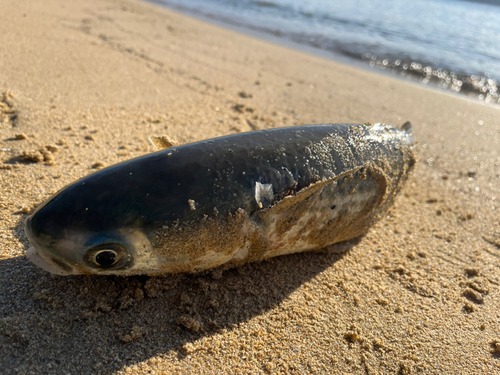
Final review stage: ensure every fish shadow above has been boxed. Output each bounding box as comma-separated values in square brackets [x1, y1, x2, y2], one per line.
[1, 218, 356, 374]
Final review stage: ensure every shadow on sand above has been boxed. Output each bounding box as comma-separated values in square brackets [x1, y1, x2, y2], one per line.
[0, 218, 357, 374]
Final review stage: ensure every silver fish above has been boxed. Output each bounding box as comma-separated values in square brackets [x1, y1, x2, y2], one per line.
[25, 123, 415, 276]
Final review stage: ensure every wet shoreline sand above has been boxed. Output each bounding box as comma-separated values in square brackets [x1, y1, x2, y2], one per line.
[1, 0, 500, 373]
[148, 0, 500, 105]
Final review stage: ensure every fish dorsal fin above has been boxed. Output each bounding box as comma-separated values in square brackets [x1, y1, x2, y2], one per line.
[149, 135, 180, 150]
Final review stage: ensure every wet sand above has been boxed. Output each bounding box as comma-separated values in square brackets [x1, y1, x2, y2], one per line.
[1, 0, 500, 373]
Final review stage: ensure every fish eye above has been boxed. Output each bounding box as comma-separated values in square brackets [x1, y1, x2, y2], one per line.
[85, 243, 127, 269]
[94, 249, 118, 267]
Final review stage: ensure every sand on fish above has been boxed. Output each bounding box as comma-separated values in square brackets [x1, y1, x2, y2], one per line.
[0, 0, 499, 373]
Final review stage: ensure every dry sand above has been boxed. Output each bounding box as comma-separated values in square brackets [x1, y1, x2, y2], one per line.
[1, 0, 500, 373]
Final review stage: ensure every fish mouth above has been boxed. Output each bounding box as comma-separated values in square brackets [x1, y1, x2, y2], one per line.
[24, 216, 76, 276]
[26, 246, 74, 276]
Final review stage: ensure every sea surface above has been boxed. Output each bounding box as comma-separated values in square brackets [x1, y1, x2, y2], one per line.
[150, 0, 500, 103]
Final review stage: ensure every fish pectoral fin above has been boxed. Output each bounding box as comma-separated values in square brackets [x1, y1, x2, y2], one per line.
[253, 165, 389, 252]
[148, 135, 180, 150]
[257, 167, 362, 219]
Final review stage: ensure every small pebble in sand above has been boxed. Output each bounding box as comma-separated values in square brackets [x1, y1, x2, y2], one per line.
[463, 301, 475, 312]
[91, 162, 105, 169]
[0, 163, 14, 170]
[376, 297, 390, 306]
[20, 205, 33, 214]
[462, 288, 483, 304]
[41, 151, 55, 165]
[458, 212, 474, 221]
[344, 331, 362, 344]
[182, 342, 198, 355]
[178, 316, 203, 332]
[238, 91, 253, 98]
[211, 268, 223, 280]
[0, 90, 18, 125]
[232, 103, 245, 113]
[146, 115, 162, 124]
[15, 133, 27, 140]
[149, 135, 179, 149]
[21, 147, 57, 165]
[21, 150, 44, 163]
[119, 326, 145, 343]
[490, 340, 500, 354]
[464, 268, 479, 277]
[45, 144, 59, 153]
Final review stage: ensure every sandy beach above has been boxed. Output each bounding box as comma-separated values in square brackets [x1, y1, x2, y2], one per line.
[1, 0, 500, 373]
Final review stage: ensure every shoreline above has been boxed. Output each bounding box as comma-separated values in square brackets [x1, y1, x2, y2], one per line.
[147, 0, 500, 106]
[1, 0, 500, 373]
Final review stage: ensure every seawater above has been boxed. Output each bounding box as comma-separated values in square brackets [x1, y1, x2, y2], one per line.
[151, 0, 500, 103]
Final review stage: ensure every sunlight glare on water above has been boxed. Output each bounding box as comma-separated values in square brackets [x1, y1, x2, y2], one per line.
[152, 0, 500, 102]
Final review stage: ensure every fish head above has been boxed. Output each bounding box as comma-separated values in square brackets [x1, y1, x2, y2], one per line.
[25, 217, 136, 276]
[24, 170, 160, 276]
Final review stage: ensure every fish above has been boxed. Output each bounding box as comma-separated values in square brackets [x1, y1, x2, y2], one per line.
[24, 122, 416, 276]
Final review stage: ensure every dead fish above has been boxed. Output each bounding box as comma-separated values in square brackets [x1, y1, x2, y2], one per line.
[25, 123, 415, 276]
